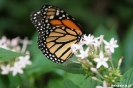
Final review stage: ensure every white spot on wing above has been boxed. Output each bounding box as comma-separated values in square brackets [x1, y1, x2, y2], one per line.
[62, 15, 65, 17]
[45, 8, 48, 10]
[37, 11, 40, 14]
[59, 17, 62, 19]
[56, 10, 59, 15]
[61, 10, 64, 13]
[49, 15, 54, 19]
[34, 14, 37, 16]
[33, 17, 36, 19]
[43, 12, 46, 15]
[38, 23, 41, 25]
[45, 20, 48, 22]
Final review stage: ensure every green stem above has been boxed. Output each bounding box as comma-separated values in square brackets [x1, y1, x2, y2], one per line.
[109, 57, 114, 70]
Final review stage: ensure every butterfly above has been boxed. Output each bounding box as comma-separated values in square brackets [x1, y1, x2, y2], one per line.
[30, 5, 84, 63]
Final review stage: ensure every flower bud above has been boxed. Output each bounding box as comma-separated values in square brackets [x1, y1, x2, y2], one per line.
[92, 77, 98, 80]
[117, 56, 124, 69]
[105, 49, 112, 57]
[90, 67, 98, 73]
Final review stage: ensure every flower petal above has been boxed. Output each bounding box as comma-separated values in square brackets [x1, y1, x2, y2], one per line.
[103, 62, 108, 68]
[96, 63, 102, 68]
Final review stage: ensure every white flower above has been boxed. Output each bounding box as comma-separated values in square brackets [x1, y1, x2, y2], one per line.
[0, 44, 9, 50]
[0, 36, 32, 76]
[96, 81, 113, 88]
[105, 49, 112, 57]
[10, 62, 24, 76]
[10, 37, 20, 47]
[0, 36, 7, 45]
[71, 43, 83, 54]
[93, 35, 104, 47]
[19, 37, 32, 53]
[76, 47, 89, 59]
[103, 38, 119, 53]
[0, 36, 20, 50]
[11, 46, 21, 52]
[81, 34, 95, 45]
[94, 52, 109, 68]
[1, 64, 11, 75]
[18, 54, 32, 68]
[16, 60, 26, 68]
[93, 37, 101, 47]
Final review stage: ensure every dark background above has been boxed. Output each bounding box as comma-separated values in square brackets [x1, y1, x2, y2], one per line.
[0, 0, 133, 88]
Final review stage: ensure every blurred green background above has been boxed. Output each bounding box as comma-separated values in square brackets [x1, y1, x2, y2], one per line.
[0, 0, 133, 88]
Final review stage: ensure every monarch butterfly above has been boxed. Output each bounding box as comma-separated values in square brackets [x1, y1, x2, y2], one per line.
[30, 5, 84, 63]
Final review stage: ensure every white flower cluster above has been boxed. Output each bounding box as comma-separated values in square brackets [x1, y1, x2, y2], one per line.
[0, 36, 32, 76]
[71, 34, 120, 87]
[71, 34, 119, 69]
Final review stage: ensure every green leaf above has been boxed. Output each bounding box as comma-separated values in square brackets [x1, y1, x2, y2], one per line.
[8, 74, 20, 88]
[65, 74, 97, 88]
[47, 76, 64, 88]
[55, 63, 86, 74]
[122, 22, 133, 71]
[0, 74, 9, 88]
[63, 79, 80, 88]
[0, 48, 25, 61]
[116, 67, 133, 88]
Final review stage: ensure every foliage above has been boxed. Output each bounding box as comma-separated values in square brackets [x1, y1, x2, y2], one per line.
[116, 67, 133, 88]
[0, 0, 133, 88]
[63, 79, 80, 88]
[0, 48, 25, 61]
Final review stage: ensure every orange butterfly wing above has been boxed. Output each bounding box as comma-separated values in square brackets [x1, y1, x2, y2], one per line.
[31, 5, 84, 63]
